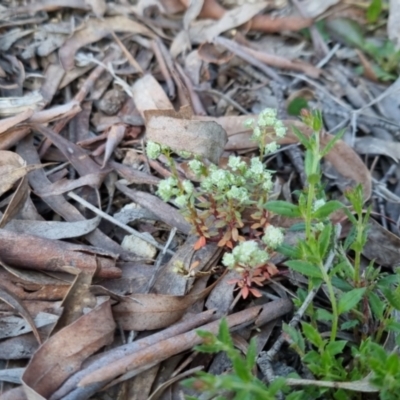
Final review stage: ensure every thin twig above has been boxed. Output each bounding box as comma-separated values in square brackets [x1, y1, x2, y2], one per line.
[67, 191, 174, 255]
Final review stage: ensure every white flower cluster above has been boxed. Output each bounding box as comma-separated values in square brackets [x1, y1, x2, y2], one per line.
[245, 108, 287, 155]
[188, 159, 204, 176]
[262, 225, 284, 249]
[188, 155, 275, 204]
[146, 141, 162, 159]
[246, 158, 274, 192]
[222, 240, 269, 270]
[157, 176, 179, 201]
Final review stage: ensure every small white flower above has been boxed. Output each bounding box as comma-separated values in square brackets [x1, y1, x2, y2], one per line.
[228, 156, 246, 172]
[157, 176, 178, 201]
[274, 121, 287, 138]
[265, 142, 279, 154]
[226, 186, 249, 204]
[313, 198, 326, 211]
[222, 252, 235, 269]
[210, 169, 231, 190]
[178, 150, 191, 158]
[252, 126, 261, 139]
[250, 158, 264, 175]
[200, 177, 213, 191]
[146, 141, 161, 159]
[261, 173, 274, 191]
[175, 194, 188, 207]
[262, 225, 285, 249]
[182, 180, 194, 194]
[314, 222, 325, 232]
[244, 118, 254, 128]
[188, 159, 204, 176]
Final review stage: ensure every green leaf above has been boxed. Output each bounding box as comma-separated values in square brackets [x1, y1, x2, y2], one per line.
[332, 276, 353, 291]
[304, 149, 314, 177]
[312, 200, 344, 219]
[315, 308, 333, 322]
[368, 291, 385, 320]
[338, 287, 366, 315]
[285, 260, 323, 279]
[318, 223, 332, 259]
[341, 320, 359, 330]
[301, 322, 324, 349]
[288, 222, 306, 232]
[325, 18, 366, 49]
[321, 128, 345, 157]
[246, 338, 257, 370]
[276, 243, 300, 259]
[343, 225, 357, 251]
[366, 0, 382, 23]
[326, 340, 347, 357]
[382, 288, 400, 310]
[218, 318, 233, 347]
[287, 98, 309, 116]
[312, 110, 323, 131]
[291, 125, 310, 148]
[265, 201, 301, 217]
[283, 323, 305, 353]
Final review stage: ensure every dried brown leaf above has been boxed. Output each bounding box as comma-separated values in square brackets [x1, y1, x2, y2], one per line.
[113, 282, 218, 331]
[59, 17, 155, 71]
[4, 217, 101, 240]
[22, 300, 115, 399]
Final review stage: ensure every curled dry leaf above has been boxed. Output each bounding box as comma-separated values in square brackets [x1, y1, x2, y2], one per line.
[4, 217, 101, 241]
[22, 300, 115, 400]
[113, 280, 219, 330]
[131, 74, 175, 118]
[59, 17, 155, 70]
[0, 109, 33, 135]
[35, 173, 108, 197]
[179, 0, 312, 34]
[0, 284, 42, 345]
[354, 136, 400, 162]
[0, 151, 32, 228]
[0, 229, 121, 279]
[51, 272, 96, 335]
[0, 92, 44, 117]
[188, 2, 270, 43]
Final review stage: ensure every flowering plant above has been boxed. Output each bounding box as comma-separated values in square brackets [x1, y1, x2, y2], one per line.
[146, 108, 288, 297]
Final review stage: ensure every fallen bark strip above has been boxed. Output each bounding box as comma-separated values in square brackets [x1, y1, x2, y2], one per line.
[0, 229, 121, 279]
[51, 309, 218, 400]
[79, 299, 292, 389]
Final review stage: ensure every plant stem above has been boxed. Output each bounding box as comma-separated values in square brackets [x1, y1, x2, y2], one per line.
[353, 220, 363, 287]
[320, 263, 339, 341]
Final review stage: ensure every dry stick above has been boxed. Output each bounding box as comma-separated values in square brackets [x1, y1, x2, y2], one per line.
[145, 227, 178, 293]
[264, 224, 342, 380]
[79, 299, 293, 388]
[214, 36, 286, 86]
[194, 88, 249, 115]
[50, 310, 218, 400]
[67, 191, 174, 255]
